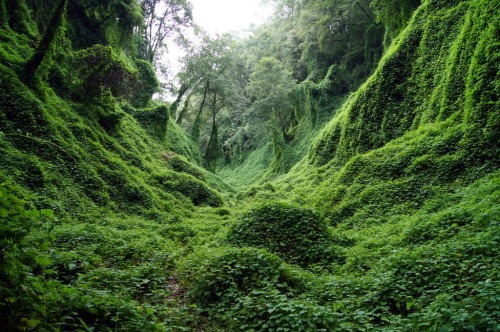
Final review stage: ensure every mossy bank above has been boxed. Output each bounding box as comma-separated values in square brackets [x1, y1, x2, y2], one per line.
[1, 0, 499, 331]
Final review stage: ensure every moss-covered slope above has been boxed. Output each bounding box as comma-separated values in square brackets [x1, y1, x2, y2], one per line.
[234, 0, 499, 330]
[0, 17, 228, 329]
[309, 0, 498, 168]
[0, 62, 224, 216]
[0, 0, 498, 331]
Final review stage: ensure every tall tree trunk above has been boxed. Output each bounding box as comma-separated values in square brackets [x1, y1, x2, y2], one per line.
[176, 94, 191, 125]
[170, 83, 189, 118]
[23, 0, 68, 86]
[204, 93, 220, 172]
[191, 81, 209, 141]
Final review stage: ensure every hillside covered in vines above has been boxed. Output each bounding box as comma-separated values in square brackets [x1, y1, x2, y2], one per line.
[0, 0, 498, 331]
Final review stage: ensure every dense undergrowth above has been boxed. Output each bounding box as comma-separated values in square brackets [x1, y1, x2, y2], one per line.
[1, 0, 499, 331]
[0, 4, 229, 328]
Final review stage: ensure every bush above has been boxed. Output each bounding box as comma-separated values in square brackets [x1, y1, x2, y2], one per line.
[0, 183, 54, 330]
[164, 153, 205, 181]
[228, 202, 342, 267]
[187, 247, 303, 306]
[131, 60, 159, 107]
[123, 103, 169, 139]
[151, 171, 223, 207]
[222, 292, 336, 332]
[186, 247, 335, 331]
[72, 45, 139, 101]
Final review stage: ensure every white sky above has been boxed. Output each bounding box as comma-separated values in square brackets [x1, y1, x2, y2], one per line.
[189, 0, 273, 35]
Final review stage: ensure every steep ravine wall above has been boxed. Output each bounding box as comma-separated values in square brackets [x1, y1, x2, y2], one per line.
[308, 0, 498, 169]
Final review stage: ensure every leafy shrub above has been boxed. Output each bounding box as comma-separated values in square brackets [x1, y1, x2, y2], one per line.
[366, 233, 500, 330]
[186, 247, 336, 331]
[0, 183, 54, 330]
[228, 202, 341, 267]
[186, 247, 302, 306]
[164, 153, 205, 181]
[223, 292, 337, 332]
[45, 287, 162, 331]
[72, 45, 139, 100]
[160, 224, 196, 243]
[151, 171, 223, 207]
[131, 59, 159, 107]
[123, 103, 169, 139]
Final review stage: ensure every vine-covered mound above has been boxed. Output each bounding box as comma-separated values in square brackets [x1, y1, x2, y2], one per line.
[228, 202, 346, 267]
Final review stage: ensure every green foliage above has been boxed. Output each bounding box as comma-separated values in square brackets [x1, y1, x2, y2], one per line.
[71, 0, 143, 51]
[29, 213, 181, 331]
[268, 127, 299, 174]
[165, 117, 204, 165]
[218, 142, 275, 189]
[248, 1, 498, 330]
[164, 153, 206, 180]
[203, 121, 223, 172]
[309, 0, 498, 168]
[296, 0, 384, 80]
[248, 56, 296, 123]
[462, 1, 500, 165]
[123, 103, 169, 139]
[185, 247, 303, 306]
[0, 1, 230, 331]
[0, 64, 52, 134]
[0, 29, 33, 69]
[184, 247, 336, 331]
[131, 59, 159, 107]
[3, 1, 37, 37]
[176, 33, 242, 170]
[0, 0, 498, 331]
[72, 44, 139, 100]
[98, 109, 125, 132]
[228, 202, 343, 267]
[151, 171, 223, 207]
[371, 0, 421, 46]
[22, 0, 68, 88]
[0, 183, 54, 331]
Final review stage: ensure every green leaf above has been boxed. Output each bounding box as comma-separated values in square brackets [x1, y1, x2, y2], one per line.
[27, 319, 40, 328]
[41, 209, 54, 218]
[35, 256, 51, 266]
[0, 208, 8, 217]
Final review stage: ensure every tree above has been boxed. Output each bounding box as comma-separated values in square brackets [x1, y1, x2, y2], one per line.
[176, 33, 241, 170]
[247, 57, 296, 131]
[247, 56, 297, 172]
[23, 0, 69, 86]
[139, 0, 192, 63]
[371, 0, 420, 45]
[248, 0, 306, 81]
[297, 0, 383, 79]
[262, 0, 384, 81]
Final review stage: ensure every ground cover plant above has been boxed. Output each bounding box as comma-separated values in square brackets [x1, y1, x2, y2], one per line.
[227, 202, 346, 267]
[0, 0, 498, 331]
